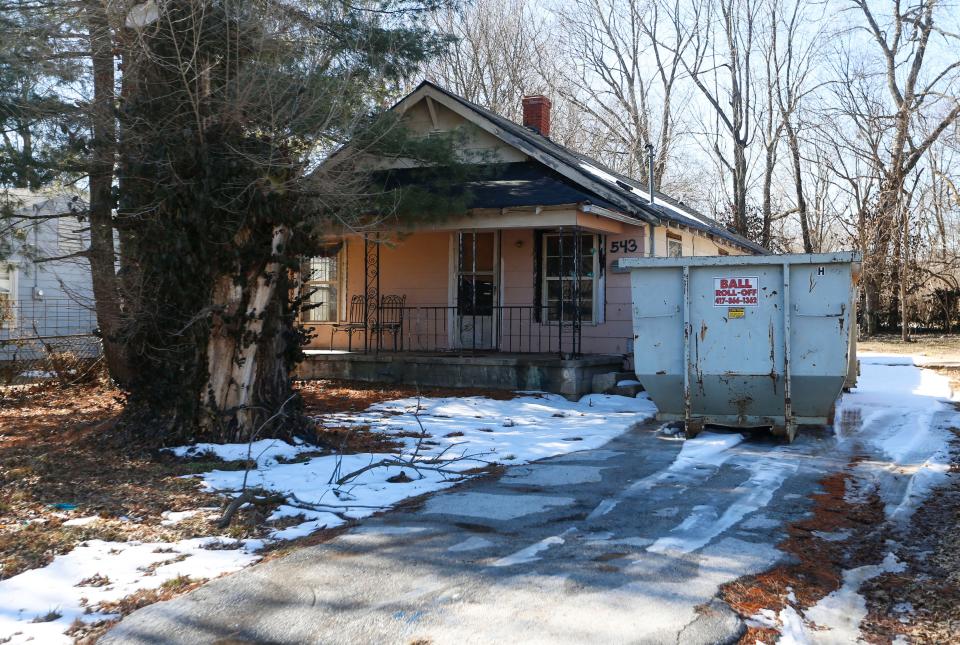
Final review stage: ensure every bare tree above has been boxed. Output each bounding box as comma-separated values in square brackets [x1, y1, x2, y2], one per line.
[549, 0, 694, 187]
[845, 0, 960, 334]
[666, 0, 759, 236]
[769, 0, 823, 253]
[426, 0, 551, 122]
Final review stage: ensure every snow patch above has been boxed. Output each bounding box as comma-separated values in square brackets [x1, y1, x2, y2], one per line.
[191, 392, 654, 530]
[578, 162, 715, 228]
[802, 553, 905, 641]
[837, 358, 956, 522]
[0, 538, 259, 645]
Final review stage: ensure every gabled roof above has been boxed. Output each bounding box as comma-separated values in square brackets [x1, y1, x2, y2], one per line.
[394, 81, 767, 255]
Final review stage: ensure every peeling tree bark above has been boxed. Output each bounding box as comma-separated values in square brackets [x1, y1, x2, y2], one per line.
[201, 226, 299, 442]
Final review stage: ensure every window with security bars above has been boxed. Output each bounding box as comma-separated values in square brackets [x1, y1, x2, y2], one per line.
[302, 248, 340, 323]
[542, 233, 597, 322]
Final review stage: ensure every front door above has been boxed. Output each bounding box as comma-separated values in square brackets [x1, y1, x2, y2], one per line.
[454, 231, 498, 350]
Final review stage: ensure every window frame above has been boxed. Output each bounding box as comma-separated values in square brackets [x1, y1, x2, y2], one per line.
[0, 263, 18, 330]
[666, 232, 683, 258]
[301, 245, 344, 324]
[455, 231, 498, 317]
[541, 232, 599, 325]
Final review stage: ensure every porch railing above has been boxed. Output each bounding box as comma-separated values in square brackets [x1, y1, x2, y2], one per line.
[391, 305, 583, 356]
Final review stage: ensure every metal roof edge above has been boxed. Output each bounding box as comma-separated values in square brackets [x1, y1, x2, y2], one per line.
[617, 251, 861, 270]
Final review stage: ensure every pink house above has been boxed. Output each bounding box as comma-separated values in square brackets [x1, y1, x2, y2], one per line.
[297, 83, 765, 396]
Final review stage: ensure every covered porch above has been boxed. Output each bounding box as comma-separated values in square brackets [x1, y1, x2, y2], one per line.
[302, 202, 643, 347]
[297, 209, 642, 396]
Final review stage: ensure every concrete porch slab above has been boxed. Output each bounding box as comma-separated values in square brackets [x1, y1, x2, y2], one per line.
[296, 351, 625, 398]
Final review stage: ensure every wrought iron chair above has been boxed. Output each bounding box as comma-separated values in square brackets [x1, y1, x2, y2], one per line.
[374, 294, 406, 351]
[330, 294, 367, 351]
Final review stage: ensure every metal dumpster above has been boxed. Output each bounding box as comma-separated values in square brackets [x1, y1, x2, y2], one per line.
[618, 252, 860, 441]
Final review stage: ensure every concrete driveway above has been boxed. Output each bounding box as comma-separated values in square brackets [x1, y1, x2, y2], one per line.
[102, 356, 957, 644]
[102, 422, 843, 645]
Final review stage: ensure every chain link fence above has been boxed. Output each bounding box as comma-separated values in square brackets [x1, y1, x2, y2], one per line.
[1, 298, 103, 386]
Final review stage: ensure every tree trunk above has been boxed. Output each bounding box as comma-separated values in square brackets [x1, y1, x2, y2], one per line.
[900, 206, 910, 342]
[784, 120, 812, 253]
[761, 138, 776, 249]
[201, 226, 303, 442]
[863, 278, 879, 336]
[732, 139, 749, 236]
[86, 0, 133, 387]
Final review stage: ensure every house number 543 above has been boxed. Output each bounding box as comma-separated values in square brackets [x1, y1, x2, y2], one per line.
[609, 239, 638, 253]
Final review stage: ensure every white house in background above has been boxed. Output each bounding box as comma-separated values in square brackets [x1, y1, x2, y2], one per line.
[1, 189, 96, 342]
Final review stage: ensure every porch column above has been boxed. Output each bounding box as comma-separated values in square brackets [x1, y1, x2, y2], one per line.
[364, 234, 380, 353]
[573, 226, 583, 357]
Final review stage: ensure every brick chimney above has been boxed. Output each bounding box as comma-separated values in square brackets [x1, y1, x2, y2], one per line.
[522, 95, 552, 137]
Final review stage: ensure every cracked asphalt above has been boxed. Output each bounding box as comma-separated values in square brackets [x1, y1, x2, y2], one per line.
[102, 420, 851, 645]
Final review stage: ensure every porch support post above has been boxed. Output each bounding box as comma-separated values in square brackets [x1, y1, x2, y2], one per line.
[364, 234, 380, 354]
[573, 226, 582, 357]
[557, 226, 564, 358]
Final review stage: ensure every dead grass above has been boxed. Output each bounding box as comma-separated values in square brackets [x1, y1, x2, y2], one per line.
[1, 377, 503, 582]
[858, 431, 960, 644]
[296, 378, 516, 416]
[859, 333, 960, 361]
[0, 383, 243, 580]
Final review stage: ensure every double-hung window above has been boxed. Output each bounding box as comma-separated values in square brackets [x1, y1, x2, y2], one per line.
[302, 245, 341, 323]
[542, 233, 598, 323]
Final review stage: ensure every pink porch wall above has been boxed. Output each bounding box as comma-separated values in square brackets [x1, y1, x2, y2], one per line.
[308, 232, 451, 349]
[309, 222, 715, 356]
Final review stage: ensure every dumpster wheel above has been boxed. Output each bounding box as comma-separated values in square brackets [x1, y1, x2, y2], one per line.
[684, 419, 704, 440]
[771, 424, 797, 443]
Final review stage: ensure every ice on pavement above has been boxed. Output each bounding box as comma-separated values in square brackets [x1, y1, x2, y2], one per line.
[448, 536, 495, 553]
[838, 355, 956, 522]
[425, 492, 575, 520]
[588, 431, 744, 519]
[492, 527, 578, 567]
[492, 533, 568, 567]
[647, 454, 797, 554]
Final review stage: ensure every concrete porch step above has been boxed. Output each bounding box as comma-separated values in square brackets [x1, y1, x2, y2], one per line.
[591, 371, 644, 397]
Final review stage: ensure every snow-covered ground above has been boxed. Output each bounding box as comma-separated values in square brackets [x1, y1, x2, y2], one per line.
[0, 392, 655, 644]
[180, 393, 657, 539]
[0, 538, 261, 645]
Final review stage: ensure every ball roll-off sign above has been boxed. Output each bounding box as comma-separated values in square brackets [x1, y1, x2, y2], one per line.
[714, 276, 759, 307]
